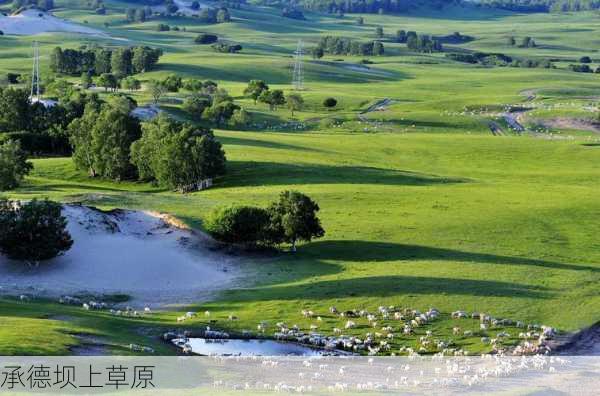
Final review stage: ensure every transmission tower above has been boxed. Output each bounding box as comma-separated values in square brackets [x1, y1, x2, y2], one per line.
[31, 41, 41, 102]
[292, 40, 304, 91]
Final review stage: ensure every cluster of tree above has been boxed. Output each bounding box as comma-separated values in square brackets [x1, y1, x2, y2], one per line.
[195, 33, 219, 44]
[68, 99, 227, 188]
[474, 0, 600, 12]
[243, 80, 288, 110]
[131, 115, 226, 190]
[313, 36, 385, 57]
[11, 0, 54, 12]
[395, 30, 444, 52]
[568, 64, 600, 73]
[507, 36, 537, 48]
[211, 42, 243, 53]
[125, 6, 153, 22]
[193, 7, 232, 23]
[0, 198, 73, 264]
[446, 52, 554, 68]
[291, 0, 458, 15]
[0, 86, 99, 155]
[282, 7, 306, 19]
[49, 46, 163, 77]
[205, 191, 325, 251]
[180, 79, 249, 126]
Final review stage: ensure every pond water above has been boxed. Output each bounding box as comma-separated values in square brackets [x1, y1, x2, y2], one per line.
[183, 338, 329, 356]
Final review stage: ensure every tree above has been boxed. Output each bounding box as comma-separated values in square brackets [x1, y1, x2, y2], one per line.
[259, 89, 285, 111]
[373, 41, 384, 56]
[162, 75, 182, 92]
[134, 8, 146, 22]
[244, 80, 269, 104]
[68, 104, 141, 180]
[131, 46, 162, 73]
[356, 17, 364, 25]
[507, 36, 516, 46]
[81, 72, 93, 89]
[312, 47, 324, 59]
[0, 198, 73, 264]
[580, 56, 592, 63]
[216, 8, 231, 23]
[111, 48, 132, 77]
[0, 140, 33, 190]
[230, 108, 251, 127]
[205, 206, 270, 247]
[195, 33, 218, 44]
[182, 94, 211, 120]
[0, 87, 32, 132]
[266, 191, 325, 251]
[396, 30, 407, 43]
[97, 73, 118, 92]
[130, 115, 226, 189]
[121, 76, 141, 91]
[323, 97, 337, 109]
[147, 80, 167, 104]
[286, 93, 304, 117]
[375, 26, 384, 38]
[203, 101, 240, 126]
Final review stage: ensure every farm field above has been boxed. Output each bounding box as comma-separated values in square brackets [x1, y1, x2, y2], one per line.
[0, 0, 599, 356]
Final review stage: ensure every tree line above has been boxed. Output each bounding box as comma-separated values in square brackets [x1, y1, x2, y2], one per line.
[313, 36, 385, 57]
[49, 46, 163, 77]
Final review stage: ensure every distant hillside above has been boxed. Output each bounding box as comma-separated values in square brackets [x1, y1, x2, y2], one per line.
[256, 0, 462, 15]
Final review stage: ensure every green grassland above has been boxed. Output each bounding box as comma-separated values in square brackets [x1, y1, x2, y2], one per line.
[0, 1, 599, 355]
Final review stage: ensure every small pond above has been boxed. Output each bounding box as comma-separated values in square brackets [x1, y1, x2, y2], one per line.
[181, 338, 332, 356]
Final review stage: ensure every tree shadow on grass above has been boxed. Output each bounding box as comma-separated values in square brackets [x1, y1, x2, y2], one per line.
[220, 161, 467, 188]
[300, 241, 600, 273]
[219, 136, 325, 153]
[223, 275, 552, 302]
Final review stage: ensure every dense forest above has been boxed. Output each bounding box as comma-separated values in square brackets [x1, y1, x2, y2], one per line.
[473, 0, 600, 12]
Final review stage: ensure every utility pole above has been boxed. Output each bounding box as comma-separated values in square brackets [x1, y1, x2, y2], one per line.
[292, 40, 304, 91]
[31, 41, 41, 102]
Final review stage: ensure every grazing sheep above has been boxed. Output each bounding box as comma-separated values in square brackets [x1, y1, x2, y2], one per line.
[329, 306, 338, 314]
[453, 327, 461, 335]
[345, 320, 356, 329]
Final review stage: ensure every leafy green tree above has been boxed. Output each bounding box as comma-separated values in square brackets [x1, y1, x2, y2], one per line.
[216, 8, 231, 23]
[286, 93, 304, 117]
[182, 94, 211, 120]
[147, 80, 167, 104]
[203, 101, 240, 126]
[97, 73, 118, 92]
[230, 108, 251, 127]
[195, 33, 218, 44]
[131, 46, 162, 73]
[131, 115, 226, 189]
[0, 140, 33, 190]
[110, 48, 132, 77]
[94, 49, 112, 75]
[266, 191, 325, 251]
[244, 80, 269, 104]
[507, 36, 516, 46]
[396, 30, 407, 43]
[81, 72, 93, 89]
[312, 47, 324, 59]
[375, 26, 384, 38]
[162, 75, 183, 92]
[259, 89, 285, 111]
[121, 76, 141, 91]
[68, 104, 141, 179]
[205, 206, 270, 247]
[0, 198, 73, 264]
[373, 41, 384, 56]
[0, 87, 31, 132]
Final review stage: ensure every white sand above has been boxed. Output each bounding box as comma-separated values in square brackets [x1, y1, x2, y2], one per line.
[0, 205, 240, 307]
[0, 9, 104, 36]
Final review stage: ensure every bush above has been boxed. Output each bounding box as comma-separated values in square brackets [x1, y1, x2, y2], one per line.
[195, 33, 218, 44]
[323, 97, 338, 108]
[205, 206, 271, 247]
[0, 199, 73, 263]
[580, 56, 592, 64]
[0, 140, 33, 190]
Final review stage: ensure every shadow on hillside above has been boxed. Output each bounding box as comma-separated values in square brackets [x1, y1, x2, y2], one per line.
[300, 240, 599, 273]
[219, 136, 325, 153]
[225, 275, 552, 302]
[221, 161, 466, 188]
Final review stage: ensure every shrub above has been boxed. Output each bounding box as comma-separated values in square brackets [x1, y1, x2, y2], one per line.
[0, 199, 73, 263]
[323, 97, 338, 108]
[195, 33, 218, 44]
[205, 206, 271, 247]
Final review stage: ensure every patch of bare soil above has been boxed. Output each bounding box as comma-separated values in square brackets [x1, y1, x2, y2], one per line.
[536, 118, 600, 133]
[552, 323, 600, 356]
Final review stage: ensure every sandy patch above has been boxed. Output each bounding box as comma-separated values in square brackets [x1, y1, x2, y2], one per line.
[0, 9, 106, 36]
[0, 205, 240, 307]
[537, 117, 600, 133]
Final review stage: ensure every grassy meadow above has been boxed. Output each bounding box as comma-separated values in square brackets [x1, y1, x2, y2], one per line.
[0, 0, 599, 355]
